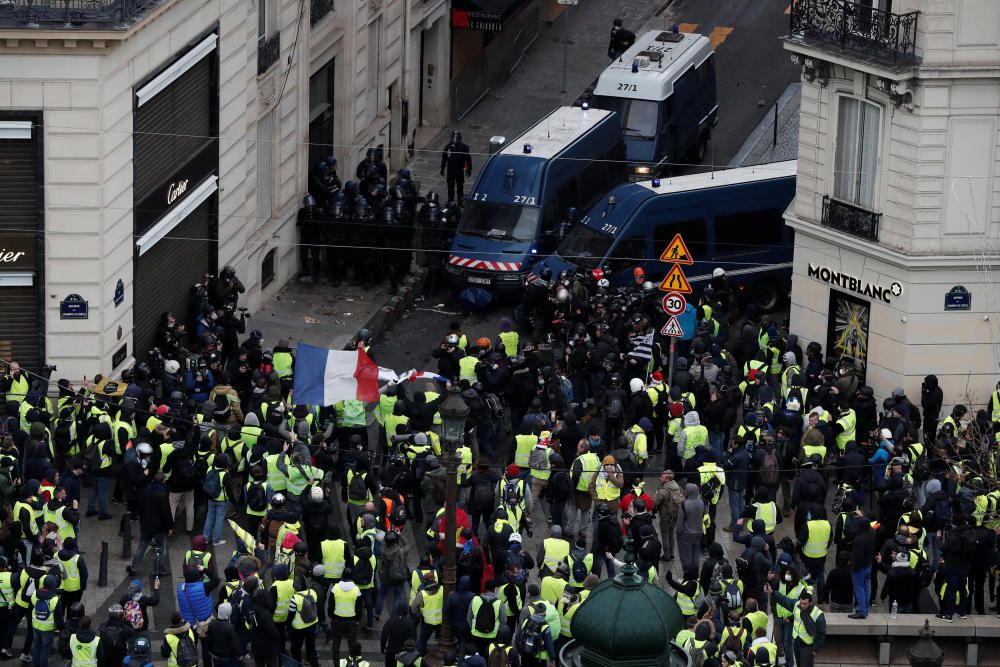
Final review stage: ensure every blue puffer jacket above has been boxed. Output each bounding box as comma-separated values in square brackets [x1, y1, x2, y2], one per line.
[177, 581, 212, 624]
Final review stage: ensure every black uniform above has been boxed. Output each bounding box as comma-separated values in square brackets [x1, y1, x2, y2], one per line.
[297, 199, 323, 282]
[440, 133, 472, 203]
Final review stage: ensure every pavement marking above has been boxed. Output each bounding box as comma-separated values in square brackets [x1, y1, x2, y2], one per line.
[709, 26, 734, 49]
[677, 22, 699, 33]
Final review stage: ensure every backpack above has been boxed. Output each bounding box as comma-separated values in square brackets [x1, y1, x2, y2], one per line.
[298, 593, 318, 624]
[474, 597, 497, 635]
[488, 645, 511, 667]
[246, 480, 267, 512]
[516, 617, 545, 656]
[389, 502, 408, 528]
[348, 471, 368, 501]
[723, 580, 743, 613]
[124, 599, 144, 630]
[386, 550, 409, 584]
[100, 623, 128, 660]
[354, 557, 373, 587]
[721, 625, 746, 656]
[528, 447, 550, 473]
[397, 650, 423, 667]
[172, 457, 198, 487]
[700, 476, 721, 504]
[485, 393, 504, 419]
[570, 553, 588, 583]
[33, 596, 52, 624]
[684, 636, 707, 667]
[82, 441, 102, 473]
[503, 479, 522, 506]
[607, 397, 624, 420]
[759, 450, 780, 486]
[173, 633, 199, 667]
[473, 482, 495, 511]
[202, 469, 222, 497]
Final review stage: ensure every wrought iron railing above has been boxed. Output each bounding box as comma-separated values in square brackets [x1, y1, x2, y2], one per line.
[822, 195, 881, 242]
[257, 33, 280, 75]
[0, 0, 162, 29]
[309, 0, 332, 26]
[790, 0, 919, 63]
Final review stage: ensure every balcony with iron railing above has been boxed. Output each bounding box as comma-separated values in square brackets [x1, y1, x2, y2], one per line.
[822, 195, 881, 242]
[788, 0, 919, 68]
[257, 33, 280, 75]
[0, 0, 165, 30]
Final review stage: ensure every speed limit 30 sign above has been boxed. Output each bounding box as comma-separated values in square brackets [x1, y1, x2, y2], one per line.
[661, 292, 687, 316]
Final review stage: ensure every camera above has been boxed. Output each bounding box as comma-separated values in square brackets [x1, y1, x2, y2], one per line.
[42, 364, 57, 373]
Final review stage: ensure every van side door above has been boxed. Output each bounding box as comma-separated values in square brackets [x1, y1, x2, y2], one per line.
[669, 67, 700, 159]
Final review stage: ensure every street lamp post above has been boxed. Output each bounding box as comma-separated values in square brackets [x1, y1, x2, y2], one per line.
[431, 386, 469, 665]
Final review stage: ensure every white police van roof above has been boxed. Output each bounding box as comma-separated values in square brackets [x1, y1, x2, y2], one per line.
[637, 160, 797, 193]
[498, 106, 614, 160]
[593, 29, 713, 102]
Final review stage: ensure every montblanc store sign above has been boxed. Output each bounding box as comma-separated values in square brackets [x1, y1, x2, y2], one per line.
[808, 264, 903, 304]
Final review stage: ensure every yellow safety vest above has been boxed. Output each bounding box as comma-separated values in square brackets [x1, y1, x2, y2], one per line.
[697, 463, 725, 504]
[30, 593, 56, 631]
[992, 391, 1000, 423]
[573, 453, 600, 492]
[835, 410, 856, 453]
[44, 504, 75, 542]
[265, 453, 286, 492]
[681, 425, 708, 460]
[458, 356, 479, 383]
[14, 501, 38, 538]
[336, 400, 366, 428]
[625, 425, 648, 463]
[59, 554, 82, 592]
[675, 581, 701, 616]
[792, 605, 822, 644]
[802, 519, 832, 559]
[540, 576, 566, 605]
[385, 413, 410, 440]
[499, 331, 519, 356]
[541, 538, 570, 574]
[751, 641, 779, 664]
[6, 374, 29, 402]
[754, 501, 778, 534]
[321, 539, 347, 579]
[418, 587, 444, 625]
[290, 590, 318, 629]
[70, 634, 100, 667]
[514, 435, 537, 468]
[332, 585, 361, 617]
[594, 475, 620, 501]
[0, 572, 13, 608]
[469, 596, 502, 638]
[271, 579, 296, 622]
[272, 351, 294, 379]
[559, 597, 582, 638]
[776, 582, 804, 619]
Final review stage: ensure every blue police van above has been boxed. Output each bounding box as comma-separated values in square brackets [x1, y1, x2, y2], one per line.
[591, 28, 717, 180]
[445, 106, 626, 293]
[535, 160, 797, 311]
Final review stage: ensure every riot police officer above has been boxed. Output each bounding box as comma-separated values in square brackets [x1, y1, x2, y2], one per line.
[297, 194, 323, 283]
[324, 196, 348, 286]
[352, 197, 374, 287]
[419, 192, 446, 296]
[440, 130, 472, 203]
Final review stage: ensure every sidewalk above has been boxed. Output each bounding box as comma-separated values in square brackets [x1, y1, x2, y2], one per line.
[729, 82, 801, 167]
[405, 0, 674, 199]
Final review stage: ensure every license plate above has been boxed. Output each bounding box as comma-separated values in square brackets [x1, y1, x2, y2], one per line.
[628, 175, 644, 182]
[467, 276, 492, 285]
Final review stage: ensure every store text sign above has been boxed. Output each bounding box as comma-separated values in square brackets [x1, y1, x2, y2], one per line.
[0, 235, 35, 271]
[808, 263, 902, 304]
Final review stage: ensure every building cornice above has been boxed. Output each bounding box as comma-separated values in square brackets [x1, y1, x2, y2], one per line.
[0, 0, 181, 48]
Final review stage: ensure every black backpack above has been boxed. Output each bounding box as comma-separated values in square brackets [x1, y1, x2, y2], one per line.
[516, 617, 545, 656]
[298, 592, 318, 624]
[389, 502, 407, 527]
[202, 469, 222, 497]
[100, 624, 128, 661]
[354, 557, 373, 587]
[348, 472, 368, 501]
[503, 479, 522, 506]
[474, 597, 497, 635]
[473, 481, 495, 510]
[570, 553, 588, 583]
[246, 481, 267, 512]
[172, 457, 198, 487]
[174, 633, 198, 667]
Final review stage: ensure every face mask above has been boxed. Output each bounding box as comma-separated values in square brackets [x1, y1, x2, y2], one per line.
[784, 573, 792, 582]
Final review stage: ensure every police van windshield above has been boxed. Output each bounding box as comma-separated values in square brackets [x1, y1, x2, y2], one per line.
[458, 200, 540, 243]
[556, 223, 614, 269]
[594, 96, 659, 139]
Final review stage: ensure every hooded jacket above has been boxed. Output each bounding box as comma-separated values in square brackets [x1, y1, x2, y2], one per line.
[444, 576, 475, 635]
[679, 484, 705, 536]
[380, 601, 416, 656]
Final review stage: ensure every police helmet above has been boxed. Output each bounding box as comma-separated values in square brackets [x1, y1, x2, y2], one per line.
[358, 328, 372, 342]
[303, 194, 317, 208]
[427, 191, 440, 205]
[555, 287, 570, 303]
[539, 268, 553, 281]
[366, 147, 375, 160]
[323, 155, 338, 169]
[293, 541, 308, 555]
[68, 602, 85, 618]
[596, 502, 612, 517]
[271, 493, 286, 507]
[385, 531, 399, 545]
[397, 168, 412, 181]
[344, 180, 359, 194]
[108, 603, 125, 619]
[132, 637, 151, 658]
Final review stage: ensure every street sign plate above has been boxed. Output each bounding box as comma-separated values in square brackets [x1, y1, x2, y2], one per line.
[661, 316, 684, 337]
[661, 292, 687, 316]
[659, 233, 693, 265]
[658, 264, 692, 293]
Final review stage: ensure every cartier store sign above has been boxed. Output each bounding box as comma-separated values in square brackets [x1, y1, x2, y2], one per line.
[0, 234, 36, 271]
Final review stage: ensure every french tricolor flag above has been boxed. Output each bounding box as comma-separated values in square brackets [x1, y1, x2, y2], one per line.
[292, 341, 380, 405]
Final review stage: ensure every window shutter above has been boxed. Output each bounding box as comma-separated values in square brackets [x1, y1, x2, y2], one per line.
[256, 110, 274, 227]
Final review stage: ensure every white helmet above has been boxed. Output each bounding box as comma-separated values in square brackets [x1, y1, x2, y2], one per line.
[712, 267, 726, 278]
[136, 442, 153, 456]
[271, 493, 286, 507]
[629, 378, 644, 393]
[597, 278, 609, 288]
[309, 486, 323, 503]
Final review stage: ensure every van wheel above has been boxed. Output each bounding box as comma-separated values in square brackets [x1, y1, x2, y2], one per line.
[693, 135, 708, 164]
[753, 279, 781, 312]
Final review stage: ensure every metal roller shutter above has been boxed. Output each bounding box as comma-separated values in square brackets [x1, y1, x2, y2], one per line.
[133, 197, 215, 358]
[0, 286, 41, 376]
[0, 135, 38, 232]
[134, 57, 213, 209]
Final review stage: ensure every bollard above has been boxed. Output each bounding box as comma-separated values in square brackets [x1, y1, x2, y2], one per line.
[98, 540, 109, 587]
[121, 514, 132, 559]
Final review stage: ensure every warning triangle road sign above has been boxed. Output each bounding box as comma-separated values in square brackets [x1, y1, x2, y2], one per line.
[658, 263, 692, 293]
[658, 233, 693, 265]
[660, 316, 684, 337]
